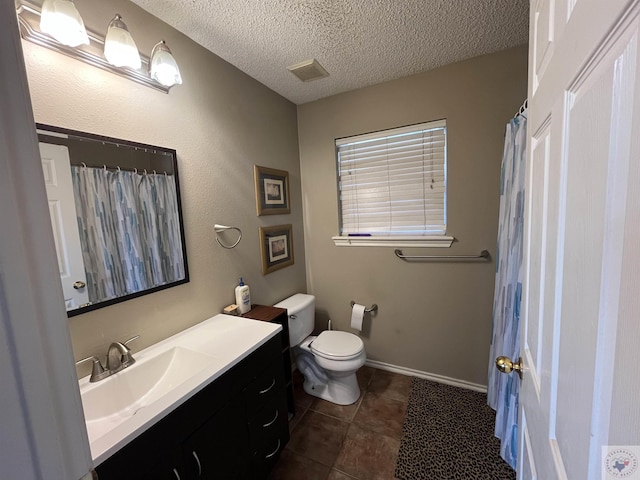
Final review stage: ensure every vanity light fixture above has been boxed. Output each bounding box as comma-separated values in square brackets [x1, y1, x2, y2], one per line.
[16, 0, 180, 93]
[39, 0, 89, 47]
[104, 14, 141, 69]
[150, 40, 182, 87]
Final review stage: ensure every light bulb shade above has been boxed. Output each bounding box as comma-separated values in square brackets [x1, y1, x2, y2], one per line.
[104, 14, 141, 69]
[39, 0, 89, 47]
[150, 41, 182, 87]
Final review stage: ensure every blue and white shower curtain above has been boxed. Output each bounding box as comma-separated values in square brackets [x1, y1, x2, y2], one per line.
[71, 167, 184, 304]
[487, 111, 527, 470]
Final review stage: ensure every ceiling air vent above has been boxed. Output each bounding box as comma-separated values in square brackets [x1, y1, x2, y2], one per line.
[287, 59, 329, 82]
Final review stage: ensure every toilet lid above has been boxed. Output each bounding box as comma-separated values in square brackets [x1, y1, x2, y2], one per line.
[311, 331, 364, 358]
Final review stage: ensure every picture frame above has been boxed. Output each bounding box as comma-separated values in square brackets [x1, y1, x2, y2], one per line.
[254, 165, 290, 216]
[259, 224, 294, 274]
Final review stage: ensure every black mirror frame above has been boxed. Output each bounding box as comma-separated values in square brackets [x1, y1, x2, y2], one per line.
[36, 123, 190, 318]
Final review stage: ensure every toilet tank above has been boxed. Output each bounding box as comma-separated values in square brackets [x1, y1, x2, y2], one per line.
[274, 293, 315, 347]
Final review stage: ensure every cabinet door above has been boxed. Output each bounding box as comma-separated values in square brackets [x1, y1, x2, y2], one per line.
[96, 426, 184, 480]
[141, 452, 185, 480]
[183, 400, 249, 480]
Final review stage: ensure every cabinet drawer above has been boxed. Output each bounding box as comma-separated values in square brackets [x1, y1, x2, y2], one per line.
[245, 357, 285, 417]
[251, 425, 288, 479]
[248, 388, 288, 449]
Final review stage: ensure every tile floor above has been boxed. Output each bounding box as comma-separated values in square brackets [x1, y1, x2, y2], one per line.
[269, 367, 412, 480]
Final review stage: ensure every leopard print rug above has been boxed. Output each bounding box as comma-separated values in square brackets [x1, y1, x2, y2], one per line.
[394, 378, 516, 480]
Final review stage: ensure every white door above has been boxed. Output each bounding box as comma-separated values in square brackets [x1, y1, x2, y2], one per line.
[39, 142, 89, 310]
[1, 1, 93, 477]
[517, 0, 640, 479]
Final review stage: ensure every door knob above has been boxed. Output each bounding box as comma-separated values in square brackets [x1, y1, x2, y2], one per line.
[73, 281, 86, 289]
[495, 356, 523, 380]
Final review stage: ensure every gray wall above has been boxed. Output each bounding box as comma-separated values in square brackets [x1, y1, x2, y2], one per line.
[22, 0, 306, 374]
[23, 0, 527, 386]
[297, 45, 528, 386]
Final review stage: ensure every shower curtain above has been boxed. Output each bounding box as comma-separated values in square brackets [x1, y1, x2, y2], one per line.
[487, 109, 527, 470]
[71, 166, 184, 304]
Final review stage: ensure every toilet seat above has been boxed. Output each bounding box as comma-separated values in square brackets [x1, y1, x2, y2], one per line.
[310, 331, 364, 360]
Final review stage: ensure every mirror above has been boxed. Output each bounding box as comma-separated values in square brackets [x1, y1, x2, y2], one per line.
[36, 124, 189, 317]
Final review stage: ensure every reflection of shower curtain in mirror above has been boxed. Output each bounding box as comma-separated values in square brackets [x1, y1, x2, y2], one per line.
[71, 167, 185, 304]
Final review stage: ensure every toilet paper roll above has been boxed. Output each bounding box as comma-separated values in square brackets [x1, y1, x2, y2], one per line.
[351, 303, 366, 331]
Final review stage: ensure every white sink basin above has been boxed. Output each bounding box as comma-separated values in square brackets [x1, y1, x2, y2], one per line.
[78, 314, 282, 466]
[81, 347, 217, 443]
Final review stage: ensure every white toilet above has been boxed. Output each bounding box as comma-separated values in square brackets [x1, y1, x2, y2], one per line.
[275, 293, 366, 405]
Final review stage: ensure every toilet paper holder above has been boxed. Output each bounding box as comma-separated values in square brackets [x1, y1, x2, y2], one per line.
[350, 301, 378, 314]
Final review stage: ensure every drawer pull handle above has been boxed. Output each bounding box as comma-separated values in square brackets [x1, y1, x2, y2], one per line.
[172, 468, 181, 480]
[262, 409, 279, 428]
[259, 378, 276, 394]
[192, 451, 202, 476]
[265, 439, 281, 459]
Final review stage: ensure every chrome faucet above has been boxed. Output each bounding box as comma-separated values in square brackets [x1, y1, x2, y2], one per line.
[106, 337, 137, 372]
[75, 335, 139, 382]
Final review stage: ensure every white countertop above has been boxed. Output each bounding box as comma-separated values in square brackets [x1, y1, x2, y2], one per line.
[78, 314, 281, 466]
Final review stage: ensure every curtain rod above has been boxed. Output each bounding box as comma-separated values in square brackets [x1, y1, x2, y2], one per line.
[70, 163, 174, 175]
[515, 99, 528, 119]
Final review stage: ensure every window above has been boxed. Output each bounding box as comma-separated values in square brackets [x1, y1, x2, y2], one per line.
[334, 120, 452, 247]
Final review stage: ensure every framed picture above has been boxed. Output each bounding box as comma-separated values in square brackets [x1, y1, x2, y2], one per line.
[259, 224, 294, 274]
[254, 165, 290, 215]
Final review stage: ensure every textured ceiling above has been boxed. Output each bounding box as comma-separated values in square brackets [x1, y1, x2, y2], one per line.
[130, 0, 530, 105]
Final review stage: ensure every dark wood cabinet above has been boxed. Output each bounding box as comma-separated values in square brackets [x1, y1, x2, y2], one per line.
[242, 305, 295, 421]
[182, 399, 250, 479]
[96, 333, 289, 480]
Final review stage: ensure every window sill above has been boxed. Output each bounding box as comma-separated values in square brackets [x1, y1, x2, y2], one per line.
[331, 235, 454, 248]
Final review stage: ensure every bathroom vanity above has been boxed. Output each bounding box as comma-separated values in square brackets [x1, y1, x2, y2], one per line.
[84, 315, 289, 479]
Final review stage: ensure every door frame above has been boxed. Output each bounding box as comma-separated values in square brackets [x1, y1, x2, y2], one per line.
[0, 3, 93, 479]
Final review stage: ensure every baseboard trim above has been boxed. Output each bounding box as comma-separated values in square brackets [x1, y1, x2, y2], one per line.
[365, 359, 488, 393]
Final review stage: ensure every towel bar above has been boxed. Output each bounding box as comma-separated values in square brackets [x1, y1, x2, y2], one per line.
[214, 224, 242, 249]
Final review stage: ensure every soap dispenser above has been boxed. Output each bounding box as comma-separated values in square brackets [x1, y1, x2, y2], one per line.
[235, 277, 251, 314]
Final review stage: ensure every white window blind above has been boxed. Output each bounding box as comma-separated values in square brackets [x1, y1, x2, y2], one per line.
[336, 120, 447, 237]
